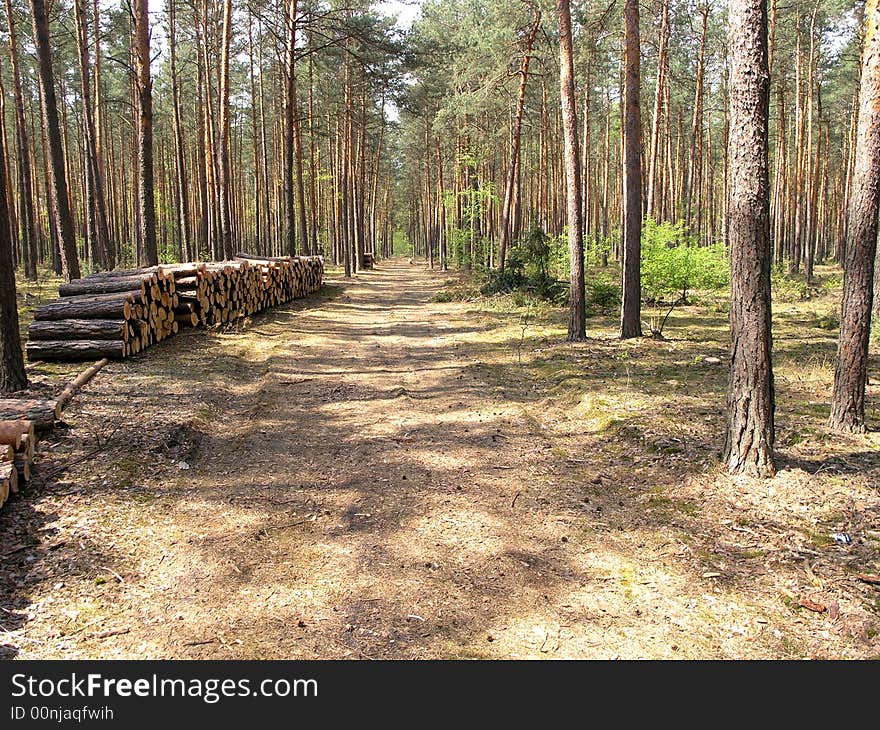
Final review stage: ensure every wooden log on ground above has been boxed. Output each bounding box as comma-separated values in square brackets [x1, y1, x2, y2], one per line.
[0, 420, 34, 450]
[0, 400, 60, 430]
[0, 460, 20, 497]
[59, 274, 155, 297]
[28, 319, 129, 342]
[83, 266, 160, 279]
[56, 358, 111, 411]
[26, 340, 125, 362]
[13, 453, 29, 483]
[17, 432, 35, 460]
[34, 292, 141, 321]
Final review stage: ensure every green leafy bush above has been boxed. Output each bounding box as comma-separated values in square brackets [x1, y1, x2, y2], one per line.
[587, 276, 621, 311]
[640, 218, 729, 335]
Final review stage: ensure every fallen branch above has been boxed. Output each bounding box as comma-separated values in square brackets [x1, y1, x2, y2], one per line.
[56, 358, 111, 411]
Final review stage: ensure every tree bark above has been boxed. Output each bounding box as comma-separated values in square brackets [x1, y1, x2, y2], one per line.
[557, 0, 585, 341]
[647, 0, 669, 222]
[830, 0, 880, 433]
[620, 0, 643, 338]
[169, 0, 191, 262]
[217, 0, 234, 259]
[4, 0, 38, 280]
[74, 0, 114, 271]
[0, 78, 27, 392]
[723, 0, 775, 476]
[29, 0, 81, 281]
[497, 9, 541, 271]
[283, 0, 300, 257]
[134, 0, 158, 266]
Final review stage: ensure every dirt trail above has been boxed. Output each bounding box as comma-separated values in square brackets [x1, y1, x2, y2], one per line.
[2, 259, 878, 659]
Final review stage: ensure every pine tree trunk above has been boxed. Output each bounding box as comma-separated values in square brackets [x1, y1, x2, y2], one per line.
[74, 0, 113, 271]
[557, 0, 585, 341]
[283, 0, 300, 257]
[647, 0, 669, 221]
[169, 0, 191, 261]
[497, 10, 541, 271]
[134, 0, 158, 266]
[29, 0, 81, 281]
[4, 0, 38, 280]
[830, 0, 880, 433]
[0, 83, 27, 392]
[217, 0, 234, 259]
[723, 0, 775, 476]
[620, 0, 643, 338]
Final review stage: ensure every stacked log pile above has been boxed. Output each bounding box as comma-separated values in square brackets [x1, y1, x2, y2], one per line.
[25, 256, 324, 362]
[0, 420, 37, 508]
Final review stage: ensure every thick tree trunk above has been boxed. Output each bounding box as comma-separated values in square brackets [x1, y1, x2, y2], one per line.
[134, 0, 158, 266]
[620, 0, 643, 339]
[723, 0, 775, 477]
[830, 0, 880, 433]
[29, 0, 81, 281]
[0, 87, 27, 392]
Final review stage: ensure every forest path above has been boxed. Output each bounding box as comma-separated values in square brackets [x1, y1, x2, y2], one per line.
[5, 258, 878, 660]
[9, 258, 610, 659]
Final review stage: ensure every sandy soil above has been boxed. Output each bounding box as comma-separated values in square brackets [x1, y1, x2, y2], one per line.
[2, 259, 879, 659]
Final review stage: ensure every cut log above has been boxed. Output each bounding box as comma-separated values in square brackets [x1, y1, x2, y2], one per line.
[0, 460, 19, 497]
[0, 400, 60, 430]
[59, 275, 154, 297]
[17, 432, 35, 460]
[13, 453, 30, 483]
[0, 420, 34, 449]
[34, 292, 141, 321]
[28, 319, 129, 342]
[26, 340, 125, 362]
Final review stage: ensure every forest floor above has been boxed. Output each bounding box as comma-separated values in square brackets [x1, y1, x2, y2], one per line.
[2, 258, 880, 659]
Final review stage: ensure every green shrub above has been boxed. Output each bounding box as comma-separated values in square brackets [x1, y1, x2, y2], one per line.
[482, 224, 565, 302]
[640, 218, 729, 335]
[815, 311, 840, 331]
[587, 277, 621, 310]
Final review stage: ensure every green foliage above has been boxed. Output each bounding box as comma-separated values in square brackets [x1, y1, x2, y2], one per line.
[814, 311, 840, 332]
[587, 276, 621, 311]
[771, 269, 812, 301]
[481, 224, 565, 302]
[641, 219, 728, 305]
[640, 219, 729, 336]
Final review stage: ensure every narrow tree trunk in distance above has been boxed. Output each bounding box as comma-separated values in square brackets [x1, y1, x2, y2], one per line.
[283, 0, 299, 256]
[29, 0, 81, 280]
[134, 0, 158, 266]
[497, 10, 541, 271]
[558, 0, 585, 341]
[74, 0, 113, 270]
[647, 0, 669, 221]
[169, 0, 191, 261]
[217, 0, 233, 259]
[830, 0, 880, 433]
[5, 0, 38, 280]
[723, 0, 775, 476]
